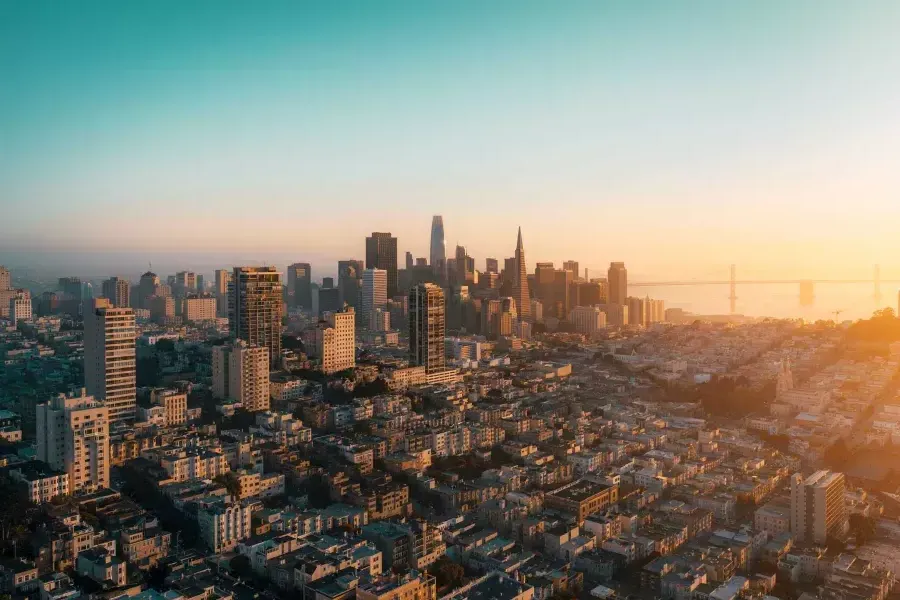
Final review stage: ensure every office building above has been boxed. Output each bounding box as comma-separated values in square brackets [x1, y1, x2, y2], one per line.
[430, 216, 446, 278]
[229, 266, 283, 367]
[9, 289, 32, 323]
[315, 307, 356, 374]
[313, 286, 342, 317]
[366, 232, 398, 298]
[174, 271, 196, 296]
[196, 274, 205, 292]
[608, 262, 627, 305]
[601, 303, 628, 327]
[214, 269, 231, 317]
[563, 261, 580, 278]
[530, 299, 543, 322]
[338, 259, 364, 309]
[137, 271, 160, 309]
[0, 266, 9, 291]
[148, 295, 175, 323]
[36, 389, 110, 494]
[372, 307, 391, 332]
[409, 283, 445, 374]
[791, 470, 847, 544]
[485, 258, 499, 274]
[84, 298, 136, 423]
[569, 305, 607, 335]
[627, 296, 648, 327]
[101, 277, 130, 308]
[362, 268, 388, 329]
[287, 263, 312, 309]
[454, 245, 475, 285]
[512, 227, 531, 321]
[405, 252, 414, 270]
[183, 293, 217, 322]
[572, 280, 606, 307]
[212, 340, 270, 412]
[58, 277, 83, 315]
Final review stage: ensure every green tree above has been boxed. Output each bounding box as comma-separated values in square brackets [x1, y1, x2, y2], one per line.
[432, 557, 465, 589]
[229, 554, 252, 577]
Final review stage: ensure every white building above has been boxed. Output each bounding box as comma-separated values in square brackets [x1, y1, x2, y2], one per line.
[36, 389, 110, 494]
[315, 307, 356, 374]
[83, 298, 136, 423]
[791, 470, 847, 544]
[371, 307, 391, 332]
[198, 500, 254, 553]
[10, 462, 70, 504]
[361, 268, 387, 329]
[212, 340, 270, 412]
[569, 306, 607, 335]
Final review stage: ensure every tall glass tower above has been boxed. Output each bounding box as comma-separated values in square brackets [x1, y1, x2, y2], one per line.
[429, 215, 446, 277]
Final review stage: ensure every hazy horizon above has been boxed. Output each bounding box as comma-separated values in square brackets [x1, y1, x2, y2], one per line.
[4, 1, 900, 282]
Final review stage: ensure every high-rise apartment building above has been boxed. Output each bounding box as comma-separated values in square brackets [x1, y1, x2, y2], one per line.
[102, 277, 130, 308]
[791, 470, 847, 544]
[212, 340, 270, 412]
[183, 293, 218, 322]
[608, 262, 628, 306]
[366, 232, 398, 298]
[315, 307, 356, 374]
[9, 289, 32, 323]
[229, 267, 283, 367]
[0, 267, 11, 319]
[287, 263, 312, 309]
[84, 298, 136, 423]
[409, 283, 446, 374]
[214, 269, 231, 317]
[36, 389, 110, 494]
[430, 216, 446, 278]
[362, 268, 388, 329]
[512, 227, 531, 321]
[569, 305, 607, 335]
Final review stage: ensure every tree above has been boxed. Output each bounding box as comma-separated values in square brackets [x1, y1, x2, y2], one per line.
[214, 473, 241, 498]
[431, 557, 464, 589]
[849, 513, 877, 547]
[229, 554, 252, 578]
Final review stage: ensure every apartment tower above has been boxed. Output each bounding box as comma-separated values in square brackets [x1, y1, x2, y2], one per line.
[212, 340, 270, 412]
[101, 276, 131, 308]
[315, 307, 356, 374]
[608, 262, 628, 306]
[790, 470, 847, 544]
[36, 389, 110, 494]
[84, 297, 136, 423]
[409, 283, 446, 374]
[228, 266, 283, 366]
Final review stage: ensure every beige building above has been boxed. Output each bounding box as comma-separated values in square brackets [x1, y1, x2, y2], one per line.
[36, 389, 110, 494]
[84, 298, 136, 423]
[315, 307, 356, 374]
[791, 470, 847, 544]
[362, 268, 387, 329]
[357, 572, 437, 600]
[150, 388, 188, 426]
[569, 305, 607, 335]
[9, 289, 32, 323]
[101, 277, 130, 308]
[198, 500, 253, 553]
[148, 295, 175, 323]
[213, 340, 270, 411]
[183, 293, 217, 322]
[229, 266, 283, 366]
[214, 269, 231, 317]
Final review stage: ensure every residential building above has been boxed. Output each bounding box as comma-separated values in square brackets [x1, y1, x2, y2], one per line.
[84, 297, 136, 422]
[409, 283, 445, 374]
[229, 266, 283, 366]
[569, 305, 607, 335]
[214, 269, 231, 317]
[182, 293, 217, 322]
[101, 277, 130, 308]
[10, 461, 70, 504]
[357, 571, 437, 600]
[9, 289, 31, 323]
[545, 479, 619, 522]
[149, 388, 188, 426]
[791, 470, 847, 544]
[362, 268, 388, 329]
[315, 307, 356, 374]
[198, 500, 253, 553]
[212, 340, 270, 411]
[36, 389, 110, 494]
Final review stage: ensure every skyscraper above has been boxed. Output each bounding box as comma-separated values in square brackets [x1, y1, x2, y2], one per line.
[338, 259, 364, 309]
[361, 268, 388, 329]
[37, 389, 110, 494]
[512, 227, 531, 321]
[366, 232, 398, 298]
[0, 266, 10, 290]
[409, 283, 445, 374]
[485, 258, 499, 274]
[175, 271, 196, 296]
[608, 262, 627, 306]
[138, 271, 160, 309]
[790, 470, 847, 544]
[563, 261, 580, 278]
[430, 216, 446, 277]
[102, 276, 131, 308]
[229, 267, 283, 367]
[84, 298, 136, 423]
[405, 251, 414, 270]
[214, 269, 231, 317]
[287, 263, 312, 309]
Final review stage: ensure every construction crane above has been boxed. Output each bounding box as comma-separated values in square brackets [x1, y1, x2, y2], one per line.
[832, 309, 843, 322]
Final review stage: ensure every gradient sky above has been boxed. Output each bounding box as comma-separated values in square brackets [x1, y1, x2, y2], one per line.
[3, 0, 900, 280]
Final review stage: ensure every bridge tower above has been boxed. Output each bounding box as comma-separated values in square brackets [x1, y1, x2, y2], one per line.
[874, 264, 882, 305]
[729, 264, 737, 314]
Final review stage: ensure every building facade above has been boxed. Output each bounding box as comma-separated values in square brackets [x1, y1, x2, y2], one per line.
[315, 307, 356, 374]
[366, 232, 398, 299]
[212, 340, 270, 412]
[791, 470, 847, 544]
[84, 298, 136, 423]
[229, 266, 283, 366]
[409, 284, 445, 374]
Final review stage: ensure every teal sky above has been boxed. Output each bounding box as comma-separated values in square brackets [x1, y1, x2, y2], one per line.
[3, 0, 900, 279]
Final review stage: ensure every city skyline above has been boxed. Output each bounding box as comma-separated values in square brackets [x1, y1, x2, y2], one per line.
[3, 1, 900, 277]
